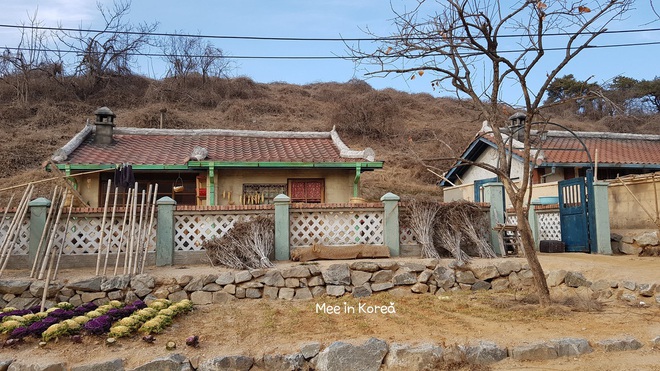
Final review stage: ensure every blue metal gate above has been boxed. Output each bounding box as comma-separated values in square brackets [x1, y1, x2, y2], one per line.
[558, 171, 594, 253]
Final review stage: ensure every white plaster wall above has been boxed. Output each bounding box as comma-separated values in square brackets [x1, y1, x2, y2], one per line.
[460, 147, 524, 184]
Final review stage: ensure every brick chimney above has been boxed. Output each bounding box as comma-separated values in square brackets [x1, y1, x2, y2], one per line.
[94, 107, 116, 145]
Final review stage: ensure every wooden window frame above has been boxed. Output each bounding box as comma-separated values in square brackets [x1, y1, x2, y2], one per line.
[287, 178, 325, 203]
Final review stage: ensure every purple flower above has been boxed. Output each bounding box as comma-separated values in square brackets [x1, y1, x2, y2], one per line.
[84, 315, 112, 335]
[42, 317, 59, 326]
[27, 321, 49, 336]
[132, 300, 146, 309]
[28, 305, 41, 313]
[124, 305, 137, 313]
[10, 326, 29, 339]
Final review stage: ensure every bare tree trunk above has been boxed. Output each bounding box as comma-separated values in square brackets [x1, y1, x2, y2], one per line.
[515, 205, 550, 306]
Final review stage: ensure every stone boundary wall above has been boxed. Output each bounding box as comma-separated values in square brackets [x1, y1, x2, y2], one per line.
[0, 335, 656, 371]
[2, 260, 660, 310]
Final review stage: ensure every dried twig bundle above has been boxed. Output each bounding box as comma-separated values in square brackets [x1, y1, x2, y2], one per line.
[203, 215, 275, 269]
[437, 228, 470, 263]
[405, 199, 442, 259]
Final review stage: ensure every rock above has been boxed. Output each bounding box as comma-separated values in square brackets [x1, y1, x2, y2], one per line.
[215, 272, 235, 285]
[393, 269, 417, 285]
[510, 342, 558, 361]
[564, 271, 591, 288]
[307, 264, 322, 276]
[100, 275, 130, 291]
[384, 343, 444, 370]
[490, 278, 509, 292]
[29, 281, 62, 297]
[108, 290, 125, 301]
[168, 290, 188, 302]
[433, 266, 455, 290]
[190, 291, 213, 305]
[371, 282, 394, 292]
[66, 277, 102, 292]
[282, 266, 311, 279]
[6, 297, 38, 310]
[223, 284, 236, 295]
[621, 235, 634, 244]
[351, 270, 372, 287]
[621, 293, 638, 303]
[235, 287, 245, 299]
[349, 261, 380, 272]
[203, 283, 222, 292]
[128, 275, 154, 297]
[464, 341, 508, 365]
[301, 342, 322, 359]
[399, 262, 426, 272]
[285, 278, 300, 288]
[411, 283, 429, 294]
[610, 232, 623, 242]
[494, 260, 522, 276]
[471, 265, 499, 281]
[322, 264, 351, 285]
[591, 280, 613, 292]
[263, 286, 279, 300]
[212, 292, 236, 304]
[250, 269, 267, 278]
[622, 281, 637, 291]
[326, 285, 345, 297]
[575, 286, 595, 301]
[639, 283, 656, 297]
[378, 261, 398, 270]
[417, 269, 433, 283]
[306, 276, 324, 287]
[551, 338, 593, 357]
[596, 337, 644, 352]
[545, 270, 567, 287]
[279, 288, 295, 300]
[81, 292, 106, 303]
[455, 270, 477, 284]
[471, 281, 491, 291]
[620, 243, 642, 255]
[353, 284, 372, 298]
[311, 287, 326, 298]
[234, 270, 252, 284]
[389, 287, 414, 297]
[260, 353, 305, 371]
[652, 336, 660, 347]
[8, 360, 67, 371]
[240, 281, 263, 289]
[370, 270, 393, 283]
[245, 288, 261, 299]
[0, 280, 32, 295]
[634, 231, 659, 247]
[198, 356, 254, 371]
[131, 353, 188, 371]
[294, 288, 313, 300]
[176, 275, 193, 286]
[260, 271, 285, 287]
[315, 338, 388, 371]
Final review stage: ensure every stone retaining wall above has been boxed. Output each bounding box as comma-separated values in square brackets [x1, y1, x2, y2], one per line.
[2, 259, 660, 309]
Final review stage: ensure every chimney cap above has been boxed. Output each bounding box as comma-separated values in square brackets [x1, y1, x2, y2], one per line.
[508, 112, 526, 121]
[94, 106, 116, 118]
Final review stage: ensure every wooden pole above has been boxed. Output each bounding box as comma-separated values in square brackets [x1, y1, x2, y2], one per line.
[38, 189, 67, 280]
[0, 193, 15, 231]
[140, 184, 158, 274]
[136, 185, 153, 273]
[95, 180, 112, 276]
[52, 194, 74, 280]
[0, 168, 112, 194]
[0, 185, 33, 277]
[114, 188, 132, 276]
[616, 176, 660, 228]
[133, 189, 147, 275]
[30, 186, 59, 278]
[126, 182, 138, 275]
[102, 188, 119, 276]
[653, 172, 659, 224]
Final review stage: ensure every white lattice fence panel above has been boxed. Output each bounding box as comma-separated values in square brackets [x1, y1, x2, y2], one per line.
[506, 214, 517, 225]
[399, 226, 418, 245]
[174, 213, 259, 251]
[0, 215, 30, 255]
[290, 210, 384, 247]
[538, 212, 561, 240]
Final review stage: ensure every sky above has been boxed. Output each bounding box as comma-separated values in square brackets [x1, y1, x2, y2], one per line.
[1, 0, 659, 105]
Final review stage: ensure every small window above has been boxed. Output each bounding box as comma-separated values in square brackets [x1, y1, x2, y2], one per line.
[241, 184, 287, 205]
[288, 179, 324, 203]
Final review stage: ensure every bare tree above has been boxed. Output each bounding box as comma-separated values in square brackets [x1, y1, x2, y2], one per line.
[160, 33, 229, 83]
[351, 0, 632, 306]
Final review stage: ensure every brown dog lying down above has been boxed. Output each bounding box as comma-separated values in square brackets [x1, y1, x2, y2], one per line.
[291, 244, 391, 262]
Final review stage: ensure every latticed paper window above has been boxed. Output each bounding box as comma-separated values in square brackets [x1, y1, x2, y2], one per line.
[288, 179, 324, 203]
[241, 184, 287, 205]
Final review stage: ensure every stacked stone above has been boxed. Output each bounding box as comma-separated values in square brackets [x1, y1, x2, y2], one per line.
[611, 230, 659, 255]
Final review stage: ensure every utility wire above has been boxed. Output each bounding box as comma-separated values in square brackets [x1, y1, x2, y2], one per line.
[0, 23, 659, 42]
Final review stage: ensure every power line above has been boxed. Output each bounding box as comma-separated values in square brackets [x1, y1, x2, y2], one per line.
[0, 23, 660, 42]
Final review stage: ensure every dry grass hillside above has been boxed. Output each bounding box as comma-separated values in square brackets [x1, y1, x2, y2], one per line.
[1, 75, 658, 202]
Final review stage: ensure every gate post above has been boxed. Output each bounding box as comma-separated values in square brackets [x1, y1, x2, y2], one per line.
[156, 196, 176, 266]
[592, 181, 612, 254]
[380, 192, 400, 257]
[273, 194, 291, 261]
[483, 182, 505, 256]
[528, 200, 541, 251]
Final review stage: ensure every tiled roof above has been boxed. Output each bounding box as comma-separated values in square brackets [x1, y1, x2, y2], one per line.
[539, 135, 660, 165]
[55, 126, 377, 165]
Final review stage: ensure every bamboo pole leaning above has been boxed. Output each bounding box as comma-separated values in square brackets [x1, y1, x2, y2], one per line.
[0, 184, 34, 277]
[30, 186, 60, 278]
[102, 188, 119, 276]
[115, 188, 133, 276]
[37, 189, 68, 280]
[95, 179, 112, 276]
[135, 185, 152, 274]
[132, 189, 147, 275]
[39, 194, 65, 313]
[125, 182, 138, 275]
[0, 193, 15, 232]
[53, 194, 74, 280]
[140, 184, 158, 274]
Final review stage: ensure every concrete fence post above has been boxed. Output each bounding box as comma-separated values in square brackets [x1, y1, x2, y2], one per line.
[380, 192, 401, 257]
[483, 182, 505, 256]
[528, 201, 541, 251]
[592, 181, 612, 254]
[28, 197, 51, 266]
[156, 196, 176, 266]
[273, 194, 291, 261]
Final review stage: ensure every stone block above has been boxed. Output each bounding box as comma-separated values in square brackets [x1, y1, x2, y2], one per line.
[510, 342, 558, 361]
[371, 270, 393, 283]
[245, 288, 261, 299]
[260, 271, 285, 287]
[564, 271, 591, 288]
[294, 287, 313, 300]
[393, 269, 417, 285]
[384, 343, 443, 370]
[464, 341, 508, 365]
[282, 266, 311, 278]
[215, 272, 234, 285]
[279, 287, 295, 300]
[351, 270, 372, 287]
[371, 282, 394, 292]
[350, 261, 380, 272]
[353, 284, 372, 298]
[316, 338, 387, 371]
[455, 270, 477, 284]
[326, 285, 345, 297]
[322, 264, 350, 285]
[263, 286, 279, 300]
[472, 265, 499, 280]
[596, 337, 643, 352]
[234, 270, 253, 284]
[190, 291, 212, 305]
[212, 291, 236, 304]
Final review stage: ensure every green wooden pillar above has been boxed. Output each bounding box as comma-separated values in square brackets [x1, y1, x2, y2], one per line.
[380, 192, 400, 257]
[592, 181, 612, 254]
[483, 182, 505, 256]
[208, 164, 215, 206]
[156, 196, 176, 266]
[273, 194, 290, 261]
[528, 200, 541, 252]
[28, 197, 51, 266]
